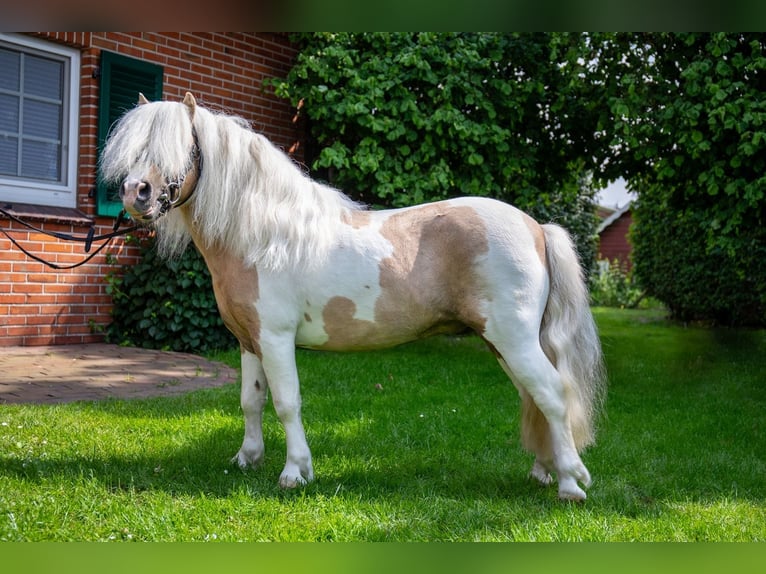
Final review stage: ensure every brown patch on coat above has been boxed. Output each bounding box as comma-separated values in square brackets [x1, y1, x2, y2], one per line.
[522, 212, 546, 266]
[340, 209, 372, 229]
[321, 297, 374, 344]
[320, 204, 489, 350]
[193, 241, 262, 359]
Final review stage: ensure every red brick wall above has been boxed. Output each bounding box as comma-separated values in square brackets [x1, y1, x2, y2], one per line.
[0, 32, 300, 346]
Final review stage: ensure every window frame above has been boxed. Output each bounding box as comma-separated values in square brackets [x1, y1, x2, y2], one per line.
[0, 33, 80, 209]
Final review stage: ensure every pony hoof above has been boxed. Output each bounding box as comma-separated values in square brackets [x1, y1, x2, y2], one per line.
[558, 476, 588, 501]
[279, 474, 308, 489]
[558, 487, 587, 501]
[231, 449, 263, 470]
[530, 461, 553, 486]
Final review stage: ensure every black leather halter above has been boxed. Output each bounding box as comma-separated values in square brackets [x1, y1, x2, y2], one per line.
[157, 126, 203, 216]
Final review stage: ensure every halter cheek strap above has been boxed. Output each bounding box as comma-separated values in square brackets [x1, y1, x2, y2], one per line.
[158, 127, 203, 216]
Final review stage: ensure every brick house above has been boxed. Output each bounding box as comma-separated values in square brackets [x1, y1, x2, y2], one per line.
[0, 32, 301, 346]
[597, 201, 633, 269]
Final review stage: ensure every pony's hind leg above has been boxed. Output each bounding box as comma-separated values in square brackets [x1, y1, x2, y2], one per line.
[233, 349, 268, 469]
[495, 343, 591, 500]
[498, 359, 554, 486]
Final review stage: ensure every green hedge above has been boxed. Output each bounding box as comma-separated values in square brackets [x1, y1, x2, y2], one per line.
[631, 194, 766, 326]
[106, 239, 236, 353]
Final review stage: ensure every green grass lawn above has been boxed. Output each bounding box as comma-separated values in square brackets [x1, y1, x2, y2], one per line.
[0, 308, 764, 541]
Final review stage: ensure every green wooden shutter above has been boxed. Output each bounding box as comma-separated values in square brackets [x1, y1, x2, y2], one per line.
[96, 51, 163, 217]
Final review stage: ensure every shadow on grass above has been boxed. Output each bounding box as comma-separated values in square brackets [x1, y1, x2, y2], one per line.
[1, 388, 763, 513]
[0, 400, 543, 501]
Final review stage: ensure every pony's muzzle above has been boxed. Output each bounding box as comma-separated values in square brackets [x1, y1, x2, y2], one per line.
[119, 179, 152, 203]
[118, 178, 158, 221]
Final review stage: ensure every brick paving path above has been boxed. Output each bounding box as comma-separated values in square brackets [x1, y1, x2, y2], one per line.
[0, 344, 238, 404]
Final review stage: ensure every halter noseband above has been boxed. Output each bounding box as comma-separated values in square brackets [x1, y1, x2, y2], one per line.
[157, 126, 203, 216]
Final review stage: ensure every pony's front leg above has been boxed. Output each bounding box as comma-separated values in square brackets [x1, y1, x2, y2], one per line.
[261, 333, 314, 488]
[233, 349, 268, 469]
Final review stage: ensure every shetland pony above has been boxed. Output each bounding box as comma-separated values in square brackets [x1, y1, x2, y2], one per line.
[101, 92, 605, 500]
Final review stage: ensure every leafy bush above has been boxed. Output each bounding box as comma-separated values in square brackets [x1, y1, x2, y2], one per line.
[106, 238, 236, 353]
[589, 259, 645, 308]
[269, 32, 602, 273]
[631, 192, 766, 326]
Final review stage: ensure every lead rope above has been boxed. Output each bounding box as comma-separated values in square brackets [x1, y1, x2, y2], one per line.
[0, 206, 140, 270]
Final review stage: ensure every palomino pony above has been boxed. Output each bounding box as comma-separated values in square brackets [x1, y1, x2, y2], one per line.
[101, 92, 605, 500]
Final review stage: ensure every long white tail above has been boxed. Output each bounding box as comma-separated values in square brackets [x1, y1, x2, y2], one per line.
[536, 223, 606, 451]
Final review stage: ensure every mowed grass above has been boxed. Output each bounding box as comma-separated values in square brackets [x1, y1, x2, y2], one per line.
[0, 308, 764, 541]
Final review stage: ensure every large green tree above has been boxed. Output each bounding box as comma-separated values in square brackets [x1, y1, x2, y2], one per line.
[270, 32, 604, 272]
[587, 33, 766, 325]
[271, 32, 766, 325]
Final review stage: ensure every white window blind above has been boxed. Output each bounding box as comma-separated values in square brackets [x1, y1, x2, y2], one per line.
[0, 34, 79, 208]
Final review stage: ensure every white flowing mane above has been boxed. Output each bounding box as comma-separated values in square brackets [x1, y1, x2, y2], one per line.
[102, 100, 363, 271]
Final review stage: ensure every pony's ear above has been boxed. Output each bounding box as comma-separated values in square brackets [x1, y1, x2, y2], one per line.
[137, 93, 150, 105]
[182, 92, 197, 120]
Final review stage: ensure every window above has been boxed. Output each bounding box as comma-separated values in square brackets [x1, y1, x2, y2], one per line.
[0, 33, 80, 208]
[96, 51, 163, 217]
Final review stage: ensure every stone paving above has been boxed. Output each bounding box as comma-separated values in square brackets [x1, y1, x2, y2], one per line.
[0, 344, 238, 404]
